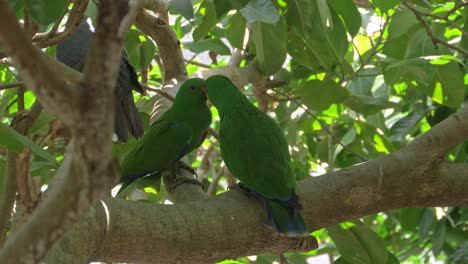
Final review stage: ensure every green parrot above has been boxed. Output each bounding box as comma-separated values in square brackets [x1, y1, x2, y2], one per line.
[117, 78, 212, 194]
[205, 75, 309, 237]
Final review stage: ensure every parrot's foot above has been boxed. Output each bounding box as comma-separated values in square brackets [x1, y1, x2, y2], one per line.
[176, 161, 198, 178]
[228, 182, 251, 194]
[168, 177, 204, 192]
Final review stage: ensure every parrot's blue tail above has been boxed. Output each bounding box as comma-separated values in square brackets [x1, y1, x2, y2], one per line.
[265, 197, 309, 237]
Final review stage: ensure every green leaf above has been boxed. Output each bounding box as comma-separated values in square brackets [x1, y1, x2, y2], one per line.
[327, 0, 362, 37]
[419, 208, 435, 242]
[387, 9, 418, 40]
[187, 38, 231, 55]
[285, 0, 348, 70]
[389, 110, 427, 142]
[432, 220, 447, 256]
[328, 221, 389, 264]
[251, 17, 287, 75]
[193, 0, 218, 41]
[345, 95, 396, 115]
[0, 89, 16, 119]
[26, 0, 68, 25]
[240, 0, 280, 24]
[213, 0, 249, 18]
[334, 257, 351, 264]
[139, 41, 156, 70]
[371, 0, 401, 12]
[0, 123, 56, 163]
[297, 79, 349, 111]
[386, 252, 400, 264]
[400, 208, 425, 231]
[171, 0, 194, 20]
[226, 12, 246, 49]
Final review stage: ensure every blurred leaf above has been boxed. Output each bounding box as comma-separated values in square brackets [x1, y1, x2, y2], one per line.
[298, 80, 349, 111]
[240, 0, 280, 24]
[386, 252, 400, 264]
[29, 111, 54, 135]
[193, 0, 217, 41]
[449, 241, 468, 264]
[26, 0, 68, 25]
[387, 9, 418, 40]
[187, 39, 231, 55]
[400, 208, 425, 231]
[371, 0, 401, 12]
[213, 0, 249, 18]
[345, 95, 396, 115]
[0, 89, 16, 119]
[328, 221, 388, 264]
[251, 17, 287, 75]
[389, 110, 427, 142]
[171, 0, 194, 20]
[139, 41, 156, 70]
[0, 123, 56, 163]
[327, 0, 361, 37]
[419, 208, 436, 242]
[432, 220, 447, 256]
[226, 12, 246, 49]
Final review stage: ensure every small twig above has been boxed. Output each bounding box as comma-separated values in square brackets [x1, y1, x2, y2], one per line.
[404, 2, 468, 57]
[185, 59, 212, 68]
[274, 90, 367, 162]
[142, 84, 175, 101]
[0, 82, 24, 90]
[0, 102, 42, 246]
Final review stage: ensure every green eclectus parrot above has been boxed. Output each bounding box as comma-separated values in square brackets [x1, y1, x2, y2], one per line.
[117, 78, 212, 195]
[204, 75, 309, 237]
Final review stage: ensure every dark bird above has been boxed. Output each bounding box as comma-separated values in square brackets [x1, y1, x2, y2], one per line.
[56, 18, 144, 142]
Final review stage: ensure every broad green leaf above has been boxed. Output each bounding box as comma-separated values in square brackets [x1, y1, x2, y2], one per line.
[461, 6, 468, 50]
[251, 17, 287, 75]
[187, 38, 231, 55]
[213, 0, 249, 18]
[432, 220, 447, 256]
[285, 0, 348, 70]
[386, 253, 400, 264]
[240, 0, 280, 24]
[387, 9, 418, 40]
[371, 0, 401, 12]
[334, 257, 351, 264]
[171, 0, 194, 20]
[400, 208, 425, 231]
[345, 95, 396, 115]
[139, 41, 156, 70]
[298, 80, 349, 111]
[328, 221, 388, 264]
[432, 62, 465, 108]
[389, 110, 427, 142]
[327, 0, 361, 37]
[226, 12, 246, 49]
[0, 123, 56, 163]
[26, 0, 68, 25]
[419, 208, 435, 242]
[193, 0, 217, 41]
[0, 89, 16, 119]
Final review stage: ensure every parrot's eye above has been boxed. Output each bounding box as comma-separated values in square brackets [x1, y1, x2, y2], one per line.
[190, 86, 196, 90]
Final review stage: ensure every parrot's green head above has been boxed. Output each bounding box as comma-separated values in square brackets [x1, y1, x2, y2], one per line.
[204, 75, 241, 112]
[173, 78, 207, 108]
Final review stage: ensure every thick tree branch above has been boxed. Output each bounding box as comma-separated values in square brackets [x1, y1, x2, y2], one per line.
[0, 1, 77, 122]
[43, 104, 468, 263]
[135, 10, 187, 82]
[0, 1, 135, 262]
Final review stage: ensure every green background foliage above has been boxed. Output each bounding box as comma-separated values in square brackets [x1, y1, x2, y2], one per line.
[1, 0, 467, 263]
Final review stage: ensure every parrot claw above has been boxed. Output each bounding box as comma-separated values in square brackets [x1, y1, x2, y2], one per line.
[168, 177, 204, 192]
[228, 182, 251, 194]
[176, 161, 198, 178]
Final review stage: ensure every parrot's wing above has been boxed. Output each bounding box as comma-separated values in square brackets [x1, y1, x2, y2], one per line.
[120, 113, 194, 183]
[220, 109, 294, 200]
